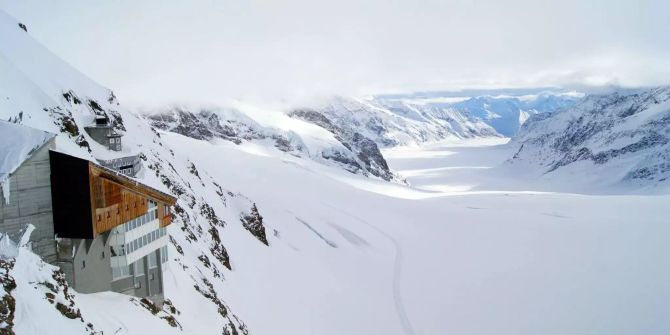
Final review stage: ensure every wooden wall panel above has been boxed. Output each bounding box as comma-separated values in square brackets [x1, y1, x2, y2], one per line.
[93, 177, 150, 234]
[158, 203, 172, 228]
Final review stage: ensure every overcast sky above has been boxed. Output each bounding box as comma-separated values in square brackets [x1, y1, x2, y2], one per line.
[1, 0, 669, 106]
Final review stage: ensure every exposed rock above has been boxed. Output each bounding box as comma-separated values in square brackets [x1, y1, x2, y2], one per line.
[289, 109, 394, 181]
[0, 259, 16, 335]
[240, 204, 268, 246]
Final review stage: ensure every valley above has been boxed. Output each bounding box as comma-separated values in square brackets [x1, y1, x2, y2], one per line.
[0, 7, 668, 334]
[161, 133, 670, 335]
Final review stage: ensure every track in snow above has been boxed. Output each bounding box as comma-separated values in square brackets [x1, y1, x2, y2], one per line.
[324, 204, 416, 335]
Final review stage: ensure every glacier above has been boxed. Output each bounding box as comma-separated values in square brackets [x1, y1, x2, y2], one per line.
[0, 8, 669, 335]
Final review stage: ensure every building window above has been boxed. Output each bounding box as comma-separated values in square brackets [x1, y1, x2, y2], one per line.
[160, 246, 168, 264]
[109, 138, 114, 144]
[112, 265, 131, 280]
[82, 260, 86, 269]
[101, 251, 105, 259]
[134, 260, 145, 276]
[149, 251, 158, 268]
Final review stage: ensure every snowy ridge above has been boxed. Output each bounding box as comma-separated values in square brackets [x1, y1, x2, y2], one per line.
[147, 106, 399, 182]
[508, 86, 670, 192]
[308, 96, 500, 148]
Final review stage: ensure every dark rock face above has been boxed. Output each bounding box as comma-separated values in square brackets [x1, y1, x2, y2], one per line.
[146, 108, 300, 152]
[510, 86, 670, 187]
[240, 204, 268, 246]
[148, 109, 236, 142]
[146, 107, 398, 182]
[289, 109, 394, 181]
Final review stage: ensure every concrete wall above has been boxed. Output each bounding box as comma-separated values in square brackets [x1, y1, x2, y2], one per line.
[0, 141, 57, 262]
[71, 235, 113, 293]
[146, 250, 163, 297]
[84, 126, 121, 151]
[109, 249, 165, 301]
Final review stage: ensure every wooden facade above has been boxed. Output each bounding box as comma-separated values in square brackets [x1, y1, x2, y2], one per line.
[157, 203, 172, 228]
[50, 151, 177, 239]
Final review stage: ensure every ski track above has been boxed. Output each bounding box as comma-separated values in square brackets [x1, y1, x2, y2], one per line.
[323, 203, 417, 335]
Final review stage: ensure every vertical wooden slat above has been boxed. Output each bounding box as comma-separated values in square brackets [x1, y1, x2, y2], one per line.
[90, 166, 174, 234]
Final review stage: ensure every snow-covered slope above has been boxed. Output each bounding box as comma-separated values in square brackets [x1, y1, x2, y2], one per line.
[0, 10, 255, 333]
[508, 86, 670, 192]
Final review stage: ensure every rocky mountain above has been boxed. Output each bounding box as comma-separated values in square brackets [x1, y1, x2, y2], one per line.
[306, 96, 500, 148]
[146, 107, 303, 151]
[146, 106, 397, 182]
[508, 86, 670, 191]
[288, 108, 393, 181]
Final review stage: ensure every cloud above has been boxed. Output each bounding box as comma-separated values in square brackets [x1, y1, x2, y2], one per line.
[1, 0, 669, 106]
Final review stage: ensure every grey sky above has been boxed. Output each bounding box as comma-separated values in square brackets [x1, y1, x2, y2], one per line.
[2, 0, 669, 106]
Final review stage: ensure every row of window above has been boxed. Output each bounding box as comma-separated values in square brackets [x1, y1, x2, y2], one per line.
[122, 207, 158, 233]
[111, 248, 168, 280]
[112, 264, 131, 279]
[113, 227, 167, 256]
[127, 227, 167, 254]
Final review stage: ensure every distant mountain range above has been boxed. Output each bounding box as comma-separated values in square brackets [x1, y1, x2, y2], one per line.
[372, 88, 583, 137]
[509, 86, 670, 192]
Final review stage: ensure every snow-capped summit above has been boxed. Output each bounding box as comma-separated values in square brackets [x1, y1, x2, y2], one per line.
[373, 89, 582, 137]
[508, 86, 670, 192]
[300, 96, 500, 148]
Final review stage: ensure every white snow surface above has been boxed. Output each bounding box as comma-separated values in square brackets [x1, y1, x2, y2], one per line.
[0, 8, 668, 335]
